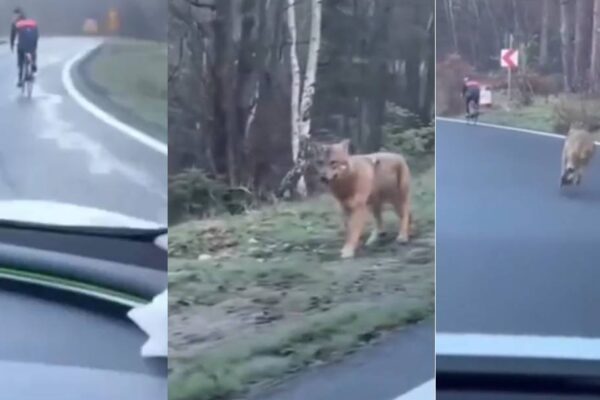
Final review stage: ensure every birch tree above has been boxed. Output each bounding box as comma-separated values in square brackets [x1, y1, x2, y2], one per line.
[281, 0, 322, 197]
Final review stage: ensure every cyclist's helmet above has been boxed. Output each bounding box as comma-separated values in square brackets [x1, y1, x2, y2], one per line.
[13, 7, 25, 19]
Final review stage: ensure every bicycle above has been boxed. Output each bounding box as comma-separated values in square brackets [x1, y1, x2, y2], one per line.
[466, 99, 479, 125]
[21, 52, 34, 98]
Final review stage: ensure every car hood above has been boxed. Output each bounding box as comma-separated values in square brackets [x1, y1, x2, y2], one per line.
[0, 200, 162, 229]
[1, 360, 166, 400]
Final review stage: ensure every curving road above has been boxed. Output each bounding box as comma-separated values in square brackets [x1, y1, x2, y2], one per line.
[0, 37, 166, 225]
[436, 119, 600, 339]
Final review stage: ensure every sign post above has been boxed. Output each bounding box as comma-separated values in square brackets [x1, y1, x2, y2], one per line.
[501, 37, 518, 101]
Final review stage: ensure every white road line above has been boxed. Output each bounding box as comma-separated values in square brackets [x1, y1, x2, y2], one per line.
[436, 333, 600, 360]
[436, 116, 600, 146]
[62, 42, 168, 156]
[392, 379, 435, 400]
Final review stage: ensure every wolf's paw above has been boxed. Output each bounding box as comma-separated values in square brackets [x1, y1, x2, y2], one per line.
[365, 231, 381, 246]
[396, 233, 409, 244]
[340, 246, 355, 259]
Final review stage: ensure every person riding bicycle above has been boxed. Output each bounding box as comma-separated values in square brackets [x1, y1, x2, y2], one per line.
[462, 76, 481, 117]
[10, 7, 39, 88]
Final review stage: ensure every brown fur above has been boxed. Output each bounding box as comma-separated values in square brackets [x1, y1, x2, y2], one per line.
[318, 139, 412, 259]
[561, 124, 596, 187]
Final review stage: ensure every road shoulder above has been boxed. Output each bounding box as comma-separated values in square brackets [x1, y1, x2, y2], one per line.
[251, 320, 434, 400]
[70, 38, 167, 143]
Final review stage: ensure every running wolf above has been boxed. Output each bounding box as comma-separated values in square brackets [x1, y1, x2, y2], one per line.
[561, 123, 596, 187]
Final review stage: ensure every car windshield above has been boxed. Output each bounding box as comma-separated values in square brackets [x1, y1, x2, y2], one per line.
[0, 1, 167, 230]
[435, 0, 600, 390]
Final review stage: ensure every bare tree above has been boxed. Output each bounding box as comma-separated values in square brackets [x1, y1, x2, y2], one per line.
[560, 0, 575, 91]
[446, 0, 459, 52]
[540, 0, 551, 66]
[574, 0, 594, 91]
[591, 0, 600, 92]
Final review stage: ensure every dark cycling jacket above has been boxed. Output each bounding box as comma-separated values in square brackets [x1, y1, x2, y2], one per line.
[10, 18, 39, 51]
[462, 80, 481, 97]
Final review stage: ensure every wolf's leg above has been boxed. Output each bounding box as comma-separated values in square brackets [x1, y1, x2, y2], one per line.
[342, 208, 350, 233]
[394, 188, 411, 244]
[575, 169, 582, 185]
[366, 202, 383, 246]
[560, 148, 570, 186]
[341, 204, 369, 258]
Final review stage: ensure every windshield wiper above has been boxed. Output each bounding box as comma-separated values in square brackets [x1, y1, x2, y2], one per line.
[437, 355, 600, 395]
[438, 371, 600, 395]
[0, 219, 166, 241]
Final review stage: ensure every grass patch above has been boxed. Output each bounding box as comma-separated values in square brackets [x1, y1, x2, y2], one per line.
[479, 99, 554, 132]
[168, 161, 434, 400]
[87, 38, 167, 134]
[477, 94, 600, 140]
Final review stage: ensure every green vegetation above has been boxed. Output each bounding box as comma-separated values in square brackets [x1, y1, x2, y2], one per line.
[168, 163, 434, 400]
[86, 39, 167, 136]
[479, 98, 554, 132]
[478, 94, 600, 139]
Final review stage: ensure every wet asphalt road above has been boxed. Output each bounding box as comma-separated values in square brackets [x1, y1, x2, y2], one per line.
[0, 37, 166, 225]
[255, 320, 434, 400]
[436, 119, 600, 338]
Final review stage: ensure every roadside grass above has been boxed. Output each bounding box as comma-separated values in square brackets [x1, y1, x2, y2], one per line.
[87, 38, 167, 135]
[473, 93, 600, 139]
[168, 161, 434, 400]
[479, 99, 554, 132]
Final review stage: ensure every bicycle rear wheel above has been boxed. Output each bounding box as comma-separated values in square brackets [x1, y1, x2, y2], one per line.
[25, 78, 33, 98]
[23, 55, 34, 98]
[468, 100, 478, 124]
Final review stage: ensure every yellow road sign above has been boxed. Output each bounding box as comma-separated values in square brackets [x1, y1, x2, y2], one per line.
[108, 8, 120, 33]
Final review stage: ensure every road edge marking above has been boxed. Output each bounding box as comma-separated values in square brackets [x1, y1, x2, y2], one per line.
[392, 379, 435, 400]
[62, 41, 168, 155]
[436, 117, 600, 146]
[436, 333, 600, 360]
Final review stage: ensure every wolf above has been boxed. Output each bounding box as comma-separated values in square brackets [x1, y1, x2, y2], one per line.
[561, 123, 596, 187]
[317, 139, 412, 259]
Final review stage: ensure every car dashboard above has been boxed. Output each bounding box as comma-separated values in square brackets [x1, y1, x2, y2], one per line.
[0, 222, 167, 399]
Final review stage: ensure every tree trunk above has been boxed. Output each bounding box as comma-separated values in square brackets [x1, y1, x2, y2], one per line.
[298, 0, 322, 139]
[574, 0, 594, 91]
[447, 0, 459, 53]
[296, 0, 322, 195]
[484, 0, 501, 64]
[540, 0, 550, 66]
[287, 0, 301, 171]
[591, 0, 600, 92]
[560, 0, 575, 92]
[363, 0, 392, 152]
[280, 0, 322, 198]
[420, 11, 435, 122]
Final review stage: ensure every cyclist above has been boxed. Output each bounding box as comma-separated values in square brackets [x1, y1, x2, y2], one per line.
[10, 7, 39, 88]
[462, 76, 481, 118]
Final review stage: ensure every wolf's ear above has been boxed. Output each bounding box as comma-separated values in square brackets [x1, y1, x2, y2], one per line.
[338, 139, 351, 154]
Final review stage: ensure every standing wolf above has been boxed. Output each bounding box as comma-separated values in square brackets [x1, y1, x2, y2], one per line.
[318, 139, 412, 259]
[560, 123, 596, 187]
